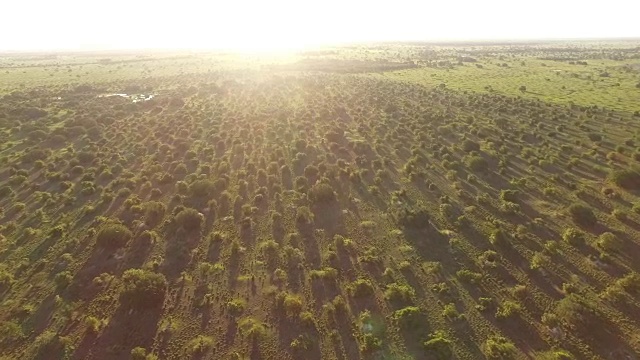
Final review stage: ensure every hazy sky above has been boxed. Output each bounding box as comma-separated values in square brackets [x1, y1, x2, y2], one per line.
[3, 0, 639, 51]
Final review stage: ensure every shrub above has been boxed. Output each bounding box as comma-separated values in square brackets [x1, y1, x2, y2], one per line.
[130, 347, 147, 360]
[227, 298, 246, 316]
[442, 303, 461, 320]
[350, 278, 375, 298]
[188, 179, 216, 199]
[562, 227, 585, 246]
[587, 133, 602, 142]
[143, 201, 166, 226]
[466, 156, 488, 172]
[0, 269, 14, 291]
[456, 269, 483, 283]
[238, 317, 267, 340]
[499, 189, 519, 203]
[554, 294, 597, 328]
[392, 306, 423, 329]
[291, 334, 313, 352]
[186, 335, 214, 355]
[54, 271, 73, 290]
[359, 333, 382, 353]
[84, 316, 102, 334]
[395, 205, 430, 229]
[96, 223, 132, 249]
[309, 182, 336, 204]
[384, 283, 416, 304]
[423, 330, 453, 360]
[119, 269, 167, 309]
[484, 335, 517, 359]
[0, 321, 24, 346]
[609, 169, 640, 190]
[597, 232, 621, 253]
[462, 139, 480, 152]
[0, 186, 13, 199]
[567, 203, 597, 226]
[175, 208, 203, 231]
[295, 206, 314, 224]
[495, 300, 521, 319]
[276, 292, 303, 316]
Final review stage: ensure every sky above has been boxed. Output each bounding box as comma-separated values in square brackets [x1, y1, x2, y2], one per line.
[2, 0, 639, 51]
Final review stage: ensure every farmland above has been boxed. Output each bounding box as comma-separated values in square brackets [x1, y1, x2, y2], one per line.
[1, 40, 640, 359]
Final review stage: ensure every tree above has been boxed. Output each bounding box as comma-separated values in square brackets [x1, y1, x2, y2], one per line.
[175, 208, 204, 231]
[96, 223, 132, 249]
[309, 182, 336, 204]
[120, 269, 167, 309]
[519, 85, 527, 93]
[567, 203, 597, 227]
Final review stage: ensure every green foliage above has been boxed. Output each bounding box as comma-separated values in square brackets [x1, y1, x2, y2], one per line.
[0, 269, 14, 291]
[359, 333, 382, 353]
[423, 330, 453, 360]
[484, 335, 517, 359]
[96, 223, 132, 249]
[238, 317, 267, 340]
[466, 155, 488, 172]
[188, 179, 216, 199]
[462, 139, 480, 152]
[309, 182, 336, 203]
[120, 269, 167, 309]
[567, 203, 597, 227]
[609, 168, 640, 190]
[499, 189, 519, 203]
[295, 206, 314, 224]
[276, 292, 303, 316]
[290, 334, 313, 352]
[562, 227, 585, 246]
[384, 283, 416, 304]
[130, 347, 147, 360]
[0, 321, 25, 346]
[596, 232, 621, 253]
[392, 306, 423, 329]
[535, 350, 575, 360]
[175, 207, 203, 231]
[227, 298, 246, 316]
[395, 204, 430, 229]
[349, 278, 375, 298]
[495, 300, 521, 319]
[186, 335, 214, 355]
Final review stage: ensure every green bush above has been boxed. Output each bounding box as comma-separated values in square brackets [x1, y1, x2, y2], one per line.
[392, 306, 423, 329]
[395, 205, 430, 229]
[359, 333, 382, 353]
[384, 283, 416, 304]
[484, 335, 517, 358]
[462, 139, 480, 152]
[143, 201, 166, 226]
[567, 203, 597, 227]
[295, 206, 314, 224]
[238, 317, 268, 340]
[96, 223, 132, 249]
[423, 330, 453, 360]
[609, 168, 640, 190]
[597, 232, 621, 253]
[350, 278, 375, 298]
[186, 335, 214, 355]
[0, 321, 24, 346]
[466, 155, 488, 172]
[562, 228, 585, 246]
[175, 208, 203, 231]
[188, 179, 216, 199]
[119, 269, 167, 309]
[309, 182, 336, 204]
